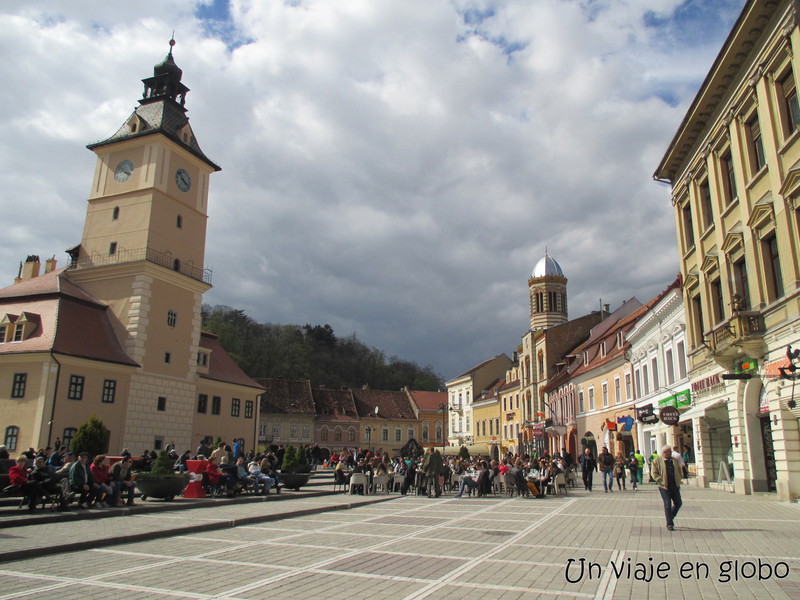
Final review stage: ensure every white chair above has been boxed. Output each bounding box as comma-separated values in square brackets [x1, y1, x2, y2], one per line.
[349, 473, 370, 495]
[372, 474, 390, 494]
[547, 472, 568, 496]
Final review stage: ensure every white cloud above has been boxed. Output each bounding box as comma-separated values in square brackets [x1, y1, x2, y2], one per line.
[0, 0, 746, 378]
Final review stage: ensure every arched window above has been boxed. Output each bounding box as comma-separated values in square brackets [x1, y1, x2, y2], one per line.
[435, 422, 442, 442]
[422, 423, 429, 442]
[334, 427, 342, 442]
[4, 426, 19, 451]
[320, 427, 328, 442]
[348, 428, 356, 442]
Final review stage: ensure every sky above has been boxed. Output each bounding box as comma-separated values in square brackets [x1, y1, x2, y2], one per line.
[0, 0, 746, 381]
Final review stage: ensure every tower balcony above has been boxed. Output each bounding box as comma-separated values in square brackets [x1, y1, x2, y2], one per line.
[69, 246, 212, 285]
[704, 311, 766, 367]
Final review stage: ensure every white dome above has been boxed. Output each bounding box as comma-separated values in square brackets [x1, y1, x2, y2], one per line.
[532, 254, 565, 278]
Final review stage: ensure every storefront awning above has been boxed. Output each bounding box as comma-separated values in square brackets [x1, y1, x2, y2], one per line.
[443, 443, 494, 456]
[678, 399, 727, 422]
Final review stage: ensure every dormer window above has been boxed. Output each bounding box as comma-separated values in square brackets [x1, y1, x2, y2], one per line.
[616, 331, 624, 348]
[197, 350, 209, 367]
[583, 350, 589, 366]
[600, 342, 606, 358]
[0, 324, 6, 343]
[1, 312, 38, 343]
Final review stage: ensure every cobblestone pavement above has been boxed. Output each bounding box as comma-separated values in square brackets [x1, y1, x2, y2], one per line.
[0, 481, 798, 600]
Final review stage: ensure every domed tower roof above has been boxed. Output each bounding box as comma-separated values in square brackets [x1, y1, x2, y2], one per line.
[531, 252, 565, 279]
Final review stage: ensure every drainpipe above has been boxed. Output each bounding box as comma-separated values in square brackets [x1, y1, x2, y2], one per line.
[47, 353, 62, 448]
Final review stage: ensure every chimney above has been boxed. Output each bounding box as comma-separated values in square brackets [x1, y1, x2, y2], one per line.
[602, 303, 610, 314]
[16, 255, 41, 283]
[45, 256, 57, 274]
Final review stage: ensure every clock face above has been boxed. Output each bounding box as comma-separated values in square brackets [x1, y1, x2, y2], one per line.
[114, 160, 134, 183]
[175, 168, 191, 192]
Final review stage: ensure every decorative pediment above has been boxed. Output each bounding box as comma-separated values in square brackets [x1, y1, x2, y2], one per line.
[747, 198, 775, 237]
[684, 270, 700, 291]
[701, 250, 719, 276]
[778, 158, 800, 198]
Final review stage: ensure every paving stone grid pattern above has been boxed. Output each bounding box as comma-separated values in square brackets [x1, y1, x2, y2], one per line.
[0, 484, 798, 600]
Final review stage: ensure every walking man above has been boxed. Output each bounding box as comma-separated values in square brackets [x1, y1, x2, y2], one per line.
[422, 447, 443, 498]
[597, 446, 614, 492]
[651, 444, 683, 531]
[579, 448, 596, 492]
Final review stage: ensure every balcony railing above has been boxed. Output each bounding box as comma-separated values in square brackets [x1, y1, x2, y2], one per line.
[69, 246, 212, 284]
[705, 311, 766, 357]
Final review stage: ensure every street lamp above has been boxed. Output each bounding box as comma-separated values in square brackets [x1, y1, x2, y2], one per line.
[439, 403, 448, 453]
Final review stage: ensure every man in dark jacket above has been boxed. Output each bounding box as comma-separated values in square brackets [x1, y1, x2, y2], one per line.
[579, 448, 596, 492]
[69, 452, 95, 507]
[422, 447, 443, 498]
[597, 446, 615, 493]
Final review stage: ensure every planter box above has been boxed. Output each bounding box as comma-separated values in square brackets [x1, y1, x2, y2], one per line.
[135, 477, 189, 501]
[277, 472, 311, 490]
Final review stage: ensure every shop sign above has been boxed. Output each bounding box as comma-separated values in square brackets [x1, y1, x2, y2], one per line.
[735, 357, 758, 374]
[617, 415, 634, 431]
[658, 389, 691, 408]
[764, 357, 791, 379]
[636, 405, 659, 424]
[759, 389, 769, 414]
[660, 406, 680, 426]
[691, 373, 724, 396]
[603, 420, 617, 431]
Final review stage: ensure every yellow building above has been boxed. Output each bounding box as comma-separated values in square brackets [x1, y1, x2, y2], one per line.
[655, 0, 800, 500]
[0, 45, 263, 456]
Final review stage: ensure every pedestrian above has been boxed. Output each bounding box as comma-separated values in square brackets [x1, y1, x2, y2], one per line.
[651, 444, 683, 531]
[579, 448, 596, 491]
[614, 451, 627, 490]
[597, 446, 614, 492]
[628, 452, 638, 491]
[422, 447, 443, 498]
[633, 449, 645, 485]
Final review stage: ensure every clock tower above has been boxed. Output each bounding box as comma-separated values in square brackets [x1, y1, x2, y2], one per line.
[68, 41, 222, 448]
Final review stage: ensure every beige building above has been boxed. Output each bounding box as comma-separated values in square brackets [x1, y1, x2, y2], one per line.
[655, 0, 800, 500]
[445, 354, 512, 450]
[0, 46, 262, 456]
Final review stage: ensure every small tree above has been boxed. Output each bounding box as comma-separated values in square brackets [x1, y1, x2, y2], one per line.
[70, 415, 110, 458]
[281, 445, 297, 472]
[458, 445, 470, 460]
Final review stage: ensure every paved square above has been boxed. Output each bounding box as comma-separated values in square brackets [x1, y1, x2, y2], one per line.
[0, 484, 798, 599]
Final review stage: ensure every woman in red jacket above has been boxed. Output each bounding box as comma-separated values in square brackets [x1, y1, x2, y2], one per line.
[204, 456, 233, 494]
[9, 456, 40, 511]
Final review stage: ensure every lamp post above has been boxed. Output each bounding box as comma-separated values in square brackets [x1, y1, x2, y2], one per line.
[439, 403, 448, 453]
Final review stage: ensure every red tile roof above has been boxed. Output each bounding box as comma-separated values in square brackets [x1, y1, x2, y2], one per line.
[255, 378, 314, 414]
[199, 332, 264, 390]
[406, 390, 447, 411]
[351, 388, 417, 420]
[312, 387, 359, 420]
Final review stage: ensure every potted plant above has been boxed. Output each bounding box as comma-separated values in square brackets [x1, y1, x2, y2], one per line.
[278, 445, 312, 490]
[134, 450, 189, 501]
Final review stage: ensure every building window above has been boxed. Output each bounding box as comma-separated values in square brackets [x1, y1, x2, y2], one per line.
[112, 206, 120, 220]
[731, 257, 750, 310]
[348, 428, 356, 442]
[244, 400, 253, 419]
[197, 394, 208, 413]
[157, 396, 167, 411]
[395, 428, 402, 442]
[651, 357, 659, 391]
[578, 389, 584, 413]
[173, 259, 181, 272]
[102, 379, 116, 403]
[588, 387, 595, 411]
[642, 364, 650, 395]
[109, 242, 117, 256]
[211, 396, 221, 415]
[0, 324, 6, 342]
[625, 373, 632, 400]
[709, 277, 725, 324]
[231, 398, 240, 417]
[164, 352, 171, 364]
[690, 293, 704, 348]
[681, 203, 695, 250]
[614, 378, 621, 404]
[602, 382, 608, 407]
[63, 427, 77, 450]
[665, 349, 675, 385]
[635, 369, 642, 398]
[408, 428, 414, 440]
[382, 428, 389, 442]
[763, 234, 784, 300]
[698, 179, 713, 231]
[68, 375, 84, 400]
[176, 214, 183, 229]
[271, 425, 280, 440]
[4, 426, 19, 451]
[779, 70, 800, 136]
[321, 427, 328, 442]
[747, 115, 766, 174]
[676, 341, 688, 379]
[600, 341, 606, 358]
[290, 425, 298, 439]
[167, 311, 177, 327]
[197, 351, 208, 367]
[721, 151, 737, 205]
[11, 373, 26, 398]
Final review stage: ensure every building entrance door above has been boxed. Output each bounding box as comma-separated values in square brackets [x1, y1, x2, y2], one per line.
[759, 416, 777, 493]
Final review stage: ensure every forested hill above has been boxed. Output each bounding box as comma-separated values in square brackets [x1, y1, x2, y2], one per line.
[202, 305, 444, 392]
